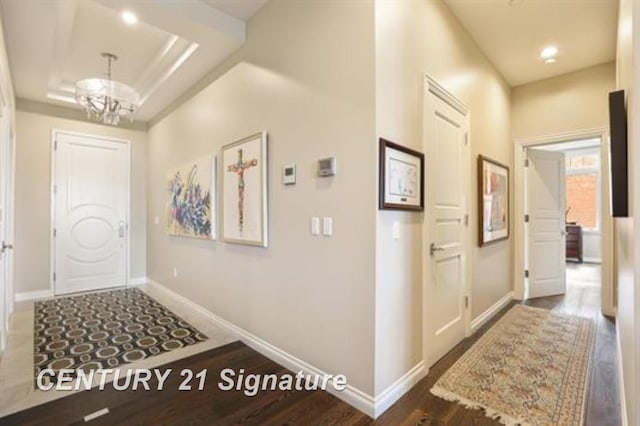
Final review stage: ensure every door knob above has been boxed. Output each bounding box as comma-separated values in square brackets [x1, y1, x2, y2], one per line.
[1, 241, 13, 254]
[119, 221, 126, 238]
[430, 242, 445, 256]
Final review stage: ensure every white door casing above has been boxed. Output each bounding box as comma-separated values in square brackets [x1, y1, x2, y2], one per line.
[526, 149, 566, 299]
[0, 94, 12, 350]
[423, 77, 471, 367]
[52, 131, 130, 295]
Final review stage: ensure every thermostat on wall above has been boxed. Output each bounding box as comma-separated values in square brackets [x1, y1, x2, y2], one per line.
[283, 164, 296, 185]
[318, 157, 337, 177]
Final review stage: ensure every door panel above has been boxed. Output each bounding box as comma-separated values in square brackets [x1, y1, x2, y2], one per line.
[527, 149, 566, 298]
[54, 133, 129, 295]
[425, 89, 469, 366]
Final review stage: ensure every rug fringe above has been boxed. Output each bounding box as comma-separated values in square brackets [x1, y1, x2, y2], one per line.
[430, 386, 529, 426]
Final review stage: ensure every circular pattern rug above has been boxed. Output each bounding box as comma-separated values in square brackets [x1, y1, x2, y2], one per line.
[33, 287, 208, 385]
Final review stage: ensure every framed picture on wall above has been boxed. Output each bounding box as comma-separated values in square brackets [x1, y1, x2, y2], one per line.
[222, 132, 268, 247]
[378, 138, 424, 211]
[478, 155, 509, 246]
[167, 155, 216, 240]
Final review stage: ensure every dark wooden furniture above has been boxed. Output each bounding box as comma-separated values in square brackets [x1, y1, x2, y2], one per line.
[566, 223, 583, 263]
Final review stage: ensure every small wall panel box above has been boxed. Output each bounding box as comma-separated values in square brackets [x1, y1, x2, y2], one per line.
[318, 157, 337, 177]
[283, 164, 296, 185]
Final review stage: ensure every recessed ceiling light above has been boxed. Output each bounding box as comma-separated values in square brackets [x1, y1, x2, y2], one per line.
[541, 46, 558, 60]
[121, 10, 138, 25]
[544, 57, 557, 64]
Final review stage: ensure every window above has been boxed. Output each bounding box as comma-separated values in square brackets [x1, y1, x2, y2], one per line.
[565, 152, 599, 230]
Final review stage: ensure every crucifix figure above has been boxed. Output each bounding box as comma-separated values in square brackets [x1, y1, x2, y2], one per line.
[227, 148, 258, 232]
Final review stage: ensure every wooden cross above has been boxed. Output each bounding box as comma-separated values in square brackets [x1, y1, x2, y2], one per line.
[227, 148, 258, 232]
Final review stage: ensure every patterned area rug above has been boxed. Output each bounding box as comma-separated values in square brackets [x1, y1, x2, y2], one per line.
[431, 305, 595, 426]
[34, 288, 207, 382]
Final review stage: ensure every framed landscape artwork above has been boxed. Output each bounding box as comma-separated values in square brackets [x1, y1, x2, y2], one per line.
[167, 155, 216, 239]
[222, 132, 268, 247]
[378, 138, 424, 211]
[478, 155, 509, 246]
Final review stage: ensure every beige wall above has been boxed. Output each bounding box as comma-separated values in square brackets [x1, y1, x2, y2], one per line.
[374, 0, 513, 394]
[14, 110, 148, 294]
[615, 0, 638, 425]
[512, 62, 615, 139]
[147, 0, 377, 394]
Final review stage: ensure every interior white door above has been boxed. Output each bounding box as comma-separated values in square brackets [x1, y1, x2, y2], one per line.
[54, 132, 129, 295]
[424, 87, 470, 366]
[526, 149, 566, 298]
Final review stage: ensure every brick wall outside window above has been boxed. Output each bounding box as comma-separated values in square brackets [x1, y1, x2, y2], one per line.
[566, 173, 597, 228]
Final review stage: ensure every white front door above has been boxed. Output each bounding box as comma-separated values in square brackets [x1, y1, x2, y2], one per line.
[53, 132, 129, 295]
[526, 149, 566, 298]
[424, 84, 470, 366]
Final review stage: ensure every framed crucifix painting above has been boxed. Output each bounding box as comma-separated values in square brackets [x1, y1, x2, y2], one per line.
[222, 132, 268, 247]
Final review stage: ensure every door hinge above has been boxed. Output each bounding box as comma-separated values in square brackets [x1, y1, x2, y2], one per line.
[53, 184, 57, 194]
[53, 228, 56, 238]
[54, 140, 57, 150]
[524, 158, 529, 167]
[524, 214, 530, 223]
[464, 133, 469, 146]
[524, 270, 529, 278]
[463, 214, 469, 226]
[53, 272, 56, 282]
[464, 296, 469, 309]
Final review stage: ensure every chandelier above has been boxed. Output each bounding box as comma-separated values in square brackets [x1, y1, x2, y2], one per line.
[75, 52, 139, 126]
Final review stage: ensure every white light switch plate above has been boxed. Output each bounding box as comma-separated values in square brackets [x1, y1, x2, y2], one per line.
[392, 221, 400, 240]
[323, 217, 333, 236]
[311, 217, 320, 235]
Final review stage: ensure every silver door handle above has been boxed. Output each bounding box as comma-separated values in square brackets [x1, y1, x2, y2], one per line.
[119, 222, 126, 238]
[430, 243, 445, 256]
[1, 241, 13, 254]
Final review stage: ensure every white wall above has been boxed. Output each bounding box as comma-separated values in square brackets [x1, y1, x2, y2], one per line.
[147, 0, 377, 395]
[13, 109, 148, 295]
[374, 0, 513, 395]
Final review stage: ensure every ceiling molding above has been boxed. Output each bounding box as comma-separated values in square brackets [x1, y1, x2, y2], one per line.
[16, 98, 149, 132]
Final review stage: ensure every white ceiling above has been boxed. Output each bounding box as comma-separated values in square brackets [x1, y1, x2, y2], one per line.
[444, 0, 619, 87]
[0, 0, 268, 123]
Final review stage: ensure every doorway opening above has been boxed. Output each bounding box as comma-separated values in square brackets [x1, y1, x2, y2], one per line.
[514, 128, 614, 316]
[529, 139, 602, 307]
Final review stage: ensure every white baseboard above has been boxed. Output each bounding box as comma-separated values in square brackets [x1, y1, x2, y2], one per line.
[582, 257, 602, 264]
[373, 361, 426, 417]
[128, 276, 148, 286]
[470, 291, 514, 334]
[145, 279, 383, 418]
[14, 290, 53, 302]
[616, 321, 628, 426]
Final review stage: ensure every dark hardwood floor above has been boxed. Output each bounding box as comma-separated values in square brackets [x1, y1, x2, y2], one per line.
[3, 264, 620, 425]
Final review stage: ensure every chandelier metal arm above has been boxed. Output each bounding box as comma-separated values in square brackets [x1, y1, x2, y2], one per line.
[75, 52, 138, 126]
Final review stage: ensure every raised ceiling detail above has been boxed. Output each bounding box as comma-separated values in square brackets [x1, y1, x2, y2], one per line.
[0, 0, 268, 122]
[444, 0, 618, 87]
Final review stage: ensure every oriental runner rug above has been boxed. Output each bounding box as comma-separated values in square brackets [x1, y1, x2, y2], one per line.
[431, 304, 595, 426]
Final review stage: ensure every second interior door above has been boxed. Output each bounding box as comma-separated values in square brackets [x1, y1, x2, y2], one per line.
[526, 148, 566, 298]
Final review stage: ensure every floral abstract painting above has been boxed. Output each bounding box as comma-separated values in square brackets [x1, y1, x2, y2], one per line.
[167, 155, 216, 239]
